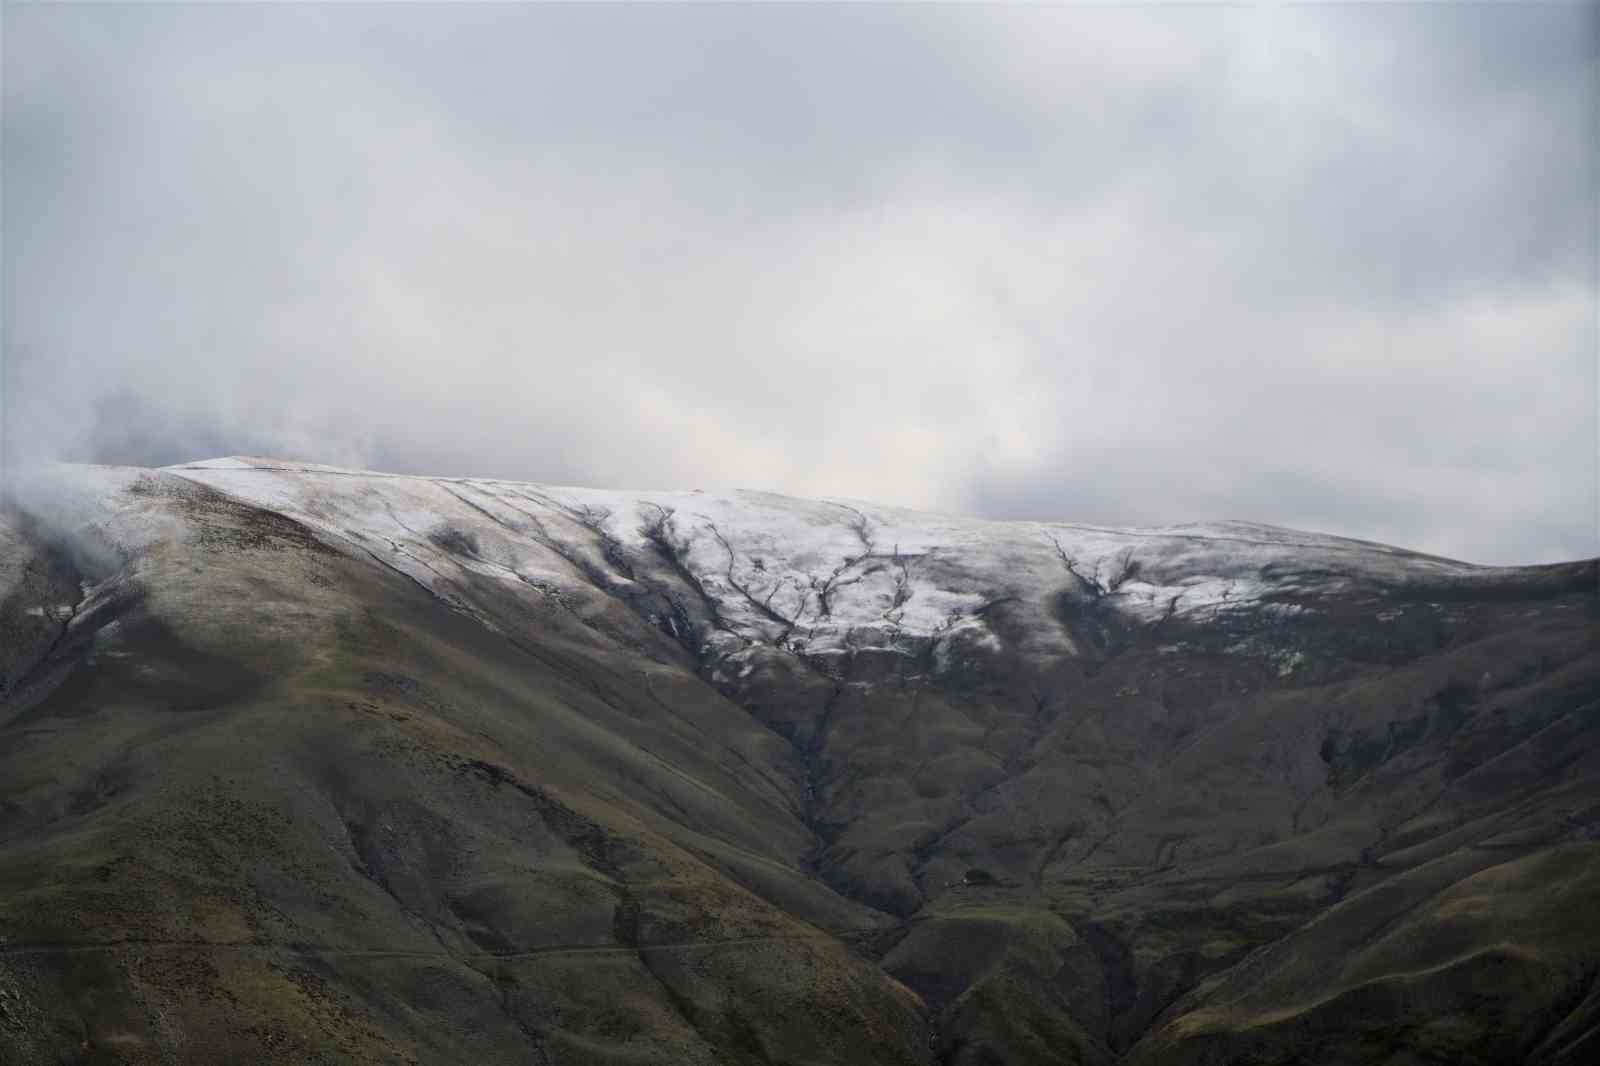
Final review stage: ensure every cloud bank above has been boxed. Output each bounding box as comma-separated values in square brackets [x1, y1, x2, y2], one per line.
[4, 3, 1595, 564]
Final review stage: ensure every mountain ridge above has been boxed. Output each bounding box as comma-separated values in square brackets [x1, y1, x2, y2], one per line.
[164, 456, 1495, 565]
[1, 457, 1595, 1064]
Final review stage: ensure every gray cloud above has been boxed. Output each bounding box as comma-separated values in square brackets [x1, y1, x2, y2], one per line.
[3, 2, 1595, 565]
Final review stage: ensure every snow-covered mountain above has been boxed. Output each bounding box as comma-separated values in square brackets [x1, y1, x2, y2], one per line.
[27, 456, 1540, 678]
[2, 458, 1595, 1065]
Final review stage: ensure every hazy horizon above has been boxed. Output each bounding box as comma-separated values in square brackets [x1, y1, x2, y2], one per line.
[4, 2, 1596, 566]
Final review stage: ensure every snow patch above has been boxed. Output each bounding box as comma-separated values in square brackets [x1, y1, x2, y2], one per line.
[34, 458, 1497, 681]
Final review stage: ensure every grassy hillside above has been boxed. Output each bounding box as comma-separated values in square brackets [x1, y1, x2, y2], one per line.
[1, 465, 1594, 1063]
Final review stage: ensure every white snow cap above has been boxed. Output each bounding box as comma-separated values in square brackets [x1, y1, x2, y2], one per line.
[37, 457, 1492, 668]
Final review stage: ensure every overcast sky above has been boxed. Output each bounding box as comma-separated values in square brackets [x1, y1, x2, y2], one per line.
[4, 3, 1596, 565]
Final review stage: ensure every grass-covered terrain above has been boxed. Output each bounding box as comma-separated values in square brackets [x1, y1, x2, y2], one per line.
[1, 461, 1595, 1063]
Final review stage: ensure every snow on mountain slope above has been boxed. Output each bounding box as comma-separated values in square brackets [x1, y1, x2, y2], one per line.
[20, 455, 1501, 681]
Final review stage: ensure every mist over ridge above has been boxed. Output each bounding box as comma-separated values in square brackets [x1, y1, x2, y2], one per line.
[4, 1, 1596, 566]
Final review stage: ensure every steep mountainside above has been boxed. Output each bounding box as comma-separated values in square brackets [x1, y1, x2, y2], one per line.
[2, 457, 1596, 1065]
